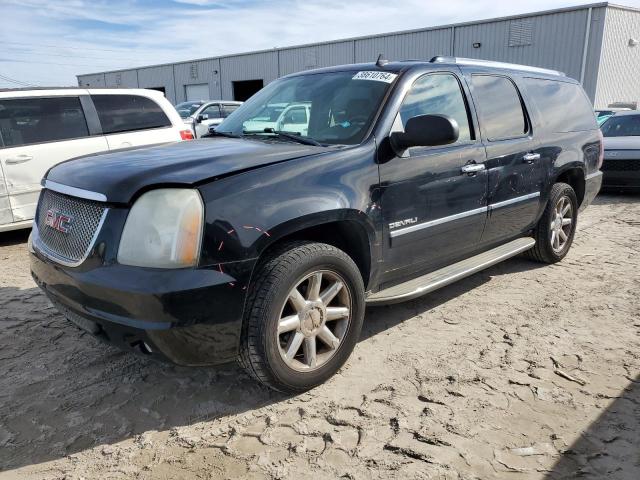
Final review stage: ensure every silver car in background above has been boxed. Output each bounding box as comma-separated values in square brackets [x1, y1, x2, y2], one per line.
[175, 100, 243, 138]
[600, 111, 640, 190]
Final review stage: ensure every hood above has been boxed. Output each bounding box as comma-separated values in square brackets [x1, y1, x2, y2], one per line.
[45, 138, 326, 203]
[603, 136, 640, 151]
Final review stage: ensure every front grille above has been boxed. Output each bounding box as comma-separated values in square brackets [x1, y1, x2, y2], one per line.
[602, 159, 640, 172]
[35, 189, 106, 264]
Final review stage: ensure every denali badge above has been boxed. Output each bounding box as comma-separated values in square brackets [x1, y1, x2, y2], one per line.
[389, 217, 418, 230]
[45, 209, 73, 234]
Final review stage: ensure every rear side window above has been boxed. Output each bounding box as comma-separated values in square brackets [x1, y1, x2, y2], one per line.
[472, 75, 528, 141]
[523, 78, 597, 132]
[399, 73, 472, 143]
[0, 96, 89, 148]
[91, 95, 171, 134]
[201, 104, 222, 119]
[223, 104, 240, 117]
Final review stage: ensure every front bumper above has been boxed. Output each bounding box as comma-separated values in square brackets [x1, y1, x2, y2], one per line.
[601, 159, 640, 190]
[31, 250, 256, 366]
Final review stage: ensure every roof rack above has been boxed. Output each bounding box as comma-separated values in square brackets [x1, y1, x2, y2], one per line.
[429, 56, 565, 76]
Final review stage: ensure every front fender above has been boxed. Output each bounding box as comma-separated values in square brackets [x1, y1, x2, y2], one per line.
[196, 141, 382, 268]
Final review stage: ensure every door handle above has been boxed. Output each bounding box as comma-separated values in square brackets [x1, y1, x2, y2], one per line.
[5, 155, 33, 165]
[461, 163, 485, 174]
[523, 153, 541, 164]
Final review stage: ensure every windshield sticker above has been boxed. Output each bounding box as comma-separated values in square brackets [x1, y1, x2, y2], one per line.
[352, 71, 397, 83]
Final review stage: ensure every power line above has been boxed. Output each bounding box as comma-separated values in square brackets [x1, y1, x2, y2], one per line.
[0, 73, 39, 87]
[0, 58, 133, 68]
[1, 40, 136, 53]
[8, 50, 140, 61]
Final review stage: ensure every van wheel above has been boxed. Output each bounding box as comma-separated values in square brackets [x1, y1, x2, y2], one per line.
[239, 242, 365, 393]
[526, 182, 578, 264]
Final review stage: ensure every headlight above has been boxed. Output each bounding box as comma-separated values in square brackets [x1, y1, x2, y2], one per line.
[117, 189, 204, 268]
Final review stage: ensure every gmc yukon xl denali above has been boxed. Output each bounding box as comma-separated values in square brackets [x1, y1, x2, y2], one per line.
[30, 57, 603, 392]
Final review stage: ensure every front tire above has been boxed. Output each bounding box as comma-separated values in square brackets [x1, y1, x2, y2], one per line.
[239, 242, 365, 393]
[527, 182, 578, 263]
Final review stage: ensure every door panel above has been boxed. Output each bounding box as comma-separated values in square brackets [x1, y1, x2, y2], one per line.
[1, 138, 109, 221]
[467, 73, 544, 244]
[379, 72, 488, 284]
[0, 95, 108, 222]
[380, 144, 488, 281]
[0, 162, 13, 225]
[195, 104, 224, 138]
[104, 127, 179, 150]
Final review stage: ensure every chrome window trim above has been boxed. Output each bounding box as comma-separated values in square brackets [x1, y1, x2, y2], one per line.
[390, 192, 541, 238]
[32, 208, 109, 268]
[43, 180, 107, 202]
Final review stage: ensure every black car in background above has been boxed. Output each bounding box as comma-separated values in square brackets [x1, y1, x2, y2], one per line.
[30, 57, 602, 392]
[600, 111, 640, 190]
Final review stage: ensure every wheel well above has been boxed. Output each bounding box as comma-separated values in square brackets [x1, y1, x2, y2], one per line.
[260, 221, 372, 289]
[556, 168, 585, 206]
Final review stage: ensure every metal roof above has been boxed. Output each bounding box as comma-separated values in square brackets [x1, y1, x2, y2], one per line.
[78, 2, 637, 77]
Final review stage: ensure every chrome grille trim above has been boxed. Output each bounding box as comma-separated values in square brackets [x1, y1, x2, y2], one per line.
[43, 180, 108, 202]
[33, 189, 108, 267]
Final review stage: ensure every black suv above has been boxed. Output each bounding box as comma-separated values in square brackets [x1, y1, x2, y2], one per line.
[30, 57, 603, 392]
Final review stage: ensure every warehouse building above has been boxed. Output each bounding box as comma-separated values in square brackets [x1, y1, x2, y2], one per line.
[77, 2, 640, 109]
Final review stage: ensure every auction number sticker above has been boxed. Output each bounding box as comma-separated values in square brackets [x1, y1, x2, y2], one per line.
[352, 71, 397, 83]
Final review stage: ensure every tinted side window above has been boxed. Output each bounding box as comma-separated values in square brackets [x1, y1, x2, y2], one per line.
[399, 73, 472, 143]
[472, 75, 527, 141]
[223, 104, 240, 117]
[91, 95, 171, 134]
[0, 97, 89, 148]
[201, 104, 222, 119]
[523, 78, 597, 132]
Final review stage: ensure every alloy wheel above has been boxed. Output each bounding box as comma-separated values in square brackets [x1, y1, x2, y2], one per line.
[276, 270, 352, 372]
[550, 195, 573, 253]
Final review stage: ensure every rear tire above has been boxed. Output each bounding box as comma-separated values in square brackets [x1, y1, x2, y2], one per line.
[526, 182, 578, 264]
[239, 242, 365, 393]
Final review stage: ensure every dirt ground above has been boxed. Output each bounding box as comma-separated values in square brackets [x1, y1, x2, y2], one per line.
[0, 194, 638, 480]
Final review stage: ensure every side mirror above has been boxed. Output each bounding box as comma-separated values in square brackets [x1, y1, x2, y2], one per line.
[390, 114, 459, 153]
[196, 114, 208, 123]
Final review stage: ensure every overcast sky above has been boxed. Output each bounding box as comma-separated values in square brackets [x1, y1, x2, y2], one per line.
[1, 0, 639, 88]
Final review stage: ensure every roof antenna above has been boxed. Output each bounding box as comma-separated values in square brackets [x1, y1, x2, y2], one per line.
[376, 54, 389, 67]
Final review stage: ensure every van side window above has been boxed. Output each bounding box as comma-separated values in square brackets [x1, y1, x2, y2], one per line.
[399, 73, 472, 143]
[0, 97, 89, 148]
[91, 95, 171, 134]
[523, 78, 597, 132]
[223, 104, 240, 117]
[201, 104, 222, 119]
[471, 75, 528, 141]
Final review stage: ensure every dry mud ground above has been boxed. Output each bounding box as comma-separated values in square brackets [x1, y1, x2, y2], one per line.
[0, 194, 638, 480]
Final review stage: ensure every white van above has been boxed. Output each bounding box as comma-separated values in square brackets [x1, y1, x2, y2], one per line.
[0, 88, 192, 232]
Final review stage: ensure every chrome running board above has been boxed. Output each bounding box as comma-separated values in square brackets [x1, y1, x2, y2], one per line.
[366, 237, 535, 305]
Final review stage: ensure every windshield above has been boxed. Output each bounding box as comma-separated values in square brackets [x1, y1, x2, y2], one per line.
[175, 101, 203, 119]
[215, 70, 397, 145]
[601, 114, 640, 137]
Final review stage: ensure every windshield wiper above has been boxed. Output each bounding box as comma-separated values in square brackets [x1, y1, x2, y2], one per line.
[243, 128, 323, 147]
[202, 129, 241, 139]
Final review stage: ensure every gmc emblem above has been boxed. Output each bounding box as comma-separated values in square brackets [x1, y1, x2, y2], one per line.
[45, 209, 73, 234]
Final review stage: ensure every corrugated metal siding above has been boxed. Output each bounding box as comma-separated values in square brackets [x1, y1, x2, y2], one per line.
[581, 7, 607, 102]
[77, 74, 106, 87]
[173, 59, 222, 103]
[278, 41, 354, 75]
[354, 28, 453, 62]
[137, 65, 175, 104]
[104, 70, 138, 88]
[454, 9, 589, 80]
[220, 51, 279, 99]
[595, 6, 640, 108]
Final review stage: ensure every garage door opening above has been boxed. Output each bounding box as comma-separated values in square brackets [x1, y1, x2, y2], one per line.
[233, 80, 263, 101]
[185, 83, 210, 101]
